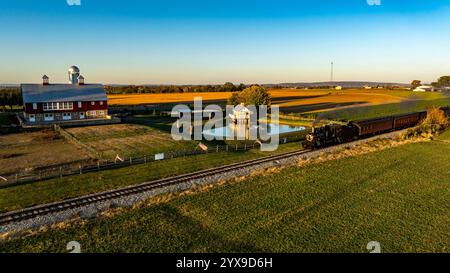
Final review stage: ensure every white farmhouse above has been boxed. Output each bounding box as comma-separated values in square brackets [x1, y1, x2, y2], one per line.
[413, 85, 435, 92]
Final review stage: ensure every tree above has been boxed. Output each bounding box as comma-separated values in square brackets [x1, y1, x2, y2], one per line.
[411, 80, 421, 89]
[227, 85, 271, 107]
[223, 82, 236, 92]
[240, 85, 271, 106]
[227, 92, 240, 106]
[237, 83, 246, 91]
[435, 76, 450, 87]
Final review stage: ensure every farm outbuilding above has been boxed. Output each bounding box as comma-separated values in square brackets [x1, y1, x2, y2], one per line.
[413, 85, 435, 92]
[21, 66, 110, 126]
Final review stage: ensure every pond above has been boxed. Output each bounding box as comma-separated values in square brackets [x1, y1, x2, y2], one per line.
[202, 123, 306, 139]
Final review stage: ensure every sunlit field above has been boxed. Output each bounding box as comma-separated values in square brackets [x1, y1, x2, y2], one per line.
[108, 89, 447, 117]
[2, 139, 449, 253]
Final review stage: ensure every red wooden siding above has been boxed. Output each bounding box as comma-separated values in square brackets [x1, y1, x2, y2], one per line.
[24, 101, 108, 114]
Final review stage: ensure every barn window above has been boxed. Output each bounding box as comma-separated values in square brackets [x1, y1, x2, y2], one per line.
[100, 101, 104, 105]
[91, 101, 95, 106]
[78, 101, 82, 108]
[32, 103, 37, 110]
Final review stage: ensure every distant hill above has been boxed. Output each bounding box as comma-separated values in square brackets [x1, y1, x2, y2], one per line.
[264, 81, 410, 88]
[0, 84, 20, 88]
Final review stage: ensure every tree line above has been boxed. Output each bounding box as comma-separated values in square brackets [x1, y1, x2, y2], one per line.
[0, 88, 22, 110]
[104, 82, 247, 94]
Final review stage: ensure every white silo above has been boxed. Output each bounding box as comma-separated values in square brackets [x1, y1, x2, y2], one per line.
[68, 65, 80, 84]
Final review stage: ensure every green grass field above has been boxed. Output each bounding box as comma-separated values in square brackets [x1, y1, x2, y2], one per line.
[0, 142, 301, 213]
[306, 97, 450, 121]
[437, 128, 450, 140]
[1, 138, 449, 253]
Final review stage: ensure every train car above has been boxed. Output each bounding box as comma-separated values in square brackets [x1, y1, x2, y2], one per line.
[443, 106, 450, 116]
[304, 108, 449, 149]
[349, 117, 394, 137]
[393, 112, 426, 130]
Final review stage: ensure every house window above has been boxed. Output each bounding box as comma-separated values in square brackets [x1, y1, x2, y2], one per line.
[43, 102, 73, 111]
[63, 113, 72, 120]
[32, 103, 37, 110]
[29, 114, 36, 122]
[44, 113, 54, 121]
[78, 101, 82, 108]
[99, 111, 105, 116]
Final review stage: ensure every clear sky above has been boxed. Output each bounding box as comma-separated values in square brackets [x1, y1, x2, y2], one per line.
[1, 0, 450, 85]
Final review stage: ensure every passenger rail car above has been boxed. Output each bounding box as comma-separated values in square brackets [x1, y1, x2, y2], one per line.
[305, 110, 431, 149]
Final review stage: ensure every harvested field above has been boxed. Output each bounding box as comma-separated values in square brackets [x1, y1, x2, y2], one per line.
[108, 89, 445, 116]
[0, 130, 91, 175]
[66, 124, 198, 159]
[108, 89, 331, 106]
[108, 92, 233, 105]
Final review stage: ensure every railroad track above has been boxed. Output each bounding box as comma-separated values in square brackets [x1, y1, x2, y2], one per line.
[0, 149, 312, 226]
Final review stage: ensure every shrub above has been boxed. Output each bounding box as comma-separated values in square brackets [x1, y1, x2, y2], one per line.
[401, 107, 449, 140]
[423, 107, 448, 126]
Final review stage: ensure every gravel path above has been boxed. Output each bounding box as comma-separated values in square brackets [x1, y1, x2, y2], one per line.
[0, 129, 408, 235]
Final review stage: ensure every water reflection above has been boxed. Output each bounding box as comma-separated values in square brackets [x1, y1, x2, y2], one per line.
[203, 123, 306, 139]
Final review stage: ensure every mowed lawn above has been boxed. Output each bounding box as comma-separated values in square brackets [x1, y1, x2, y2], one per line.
[2, 140, 449, 253]
[0, 130, 91, 175]
[0, 143, 301, 213]
[66, 124, 198, 159]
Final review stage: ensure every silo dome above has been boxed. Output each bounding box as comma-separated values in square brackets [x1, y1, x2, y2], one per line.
[68, 65, 81, 84]
[68, 66, 80, 73]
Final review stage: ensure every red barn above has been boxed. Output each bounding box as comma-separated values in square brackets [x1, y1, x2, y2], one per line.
[21, 66, 109, 124]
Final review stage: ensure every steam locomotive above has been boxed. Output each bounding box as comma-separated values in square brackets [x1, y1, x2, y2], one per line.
[304, 111, 431, 149]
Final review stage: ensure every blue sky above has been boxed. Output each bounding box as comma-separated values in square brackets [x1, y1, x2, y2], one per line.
[1, 0, 450, 84]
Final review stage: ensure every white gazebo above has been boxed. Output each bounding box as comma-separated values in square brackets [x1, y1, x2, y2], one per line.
[229, 104, 253, 124]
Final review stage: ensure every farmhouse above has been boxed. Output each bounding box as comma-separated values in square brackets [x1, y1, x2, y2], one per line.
[413, 85, 435, 92]
[21, 66, 109, 125]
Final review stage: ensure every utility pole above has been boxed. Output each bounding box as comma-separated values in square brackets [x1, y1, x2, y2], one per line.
[330, 62, 334, 83]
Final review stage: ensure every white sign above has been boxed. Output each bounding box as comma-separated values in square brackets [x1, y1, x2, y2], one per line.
[155, 153, 165, 161]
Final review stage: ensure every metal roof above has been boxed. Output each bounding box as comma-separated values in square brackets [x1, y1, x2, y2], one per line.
[21, 84, 107, 103]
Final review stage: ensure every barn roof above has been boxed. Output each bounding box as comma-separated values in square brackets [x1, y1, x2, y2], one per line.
[21, 84, 107, 103]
